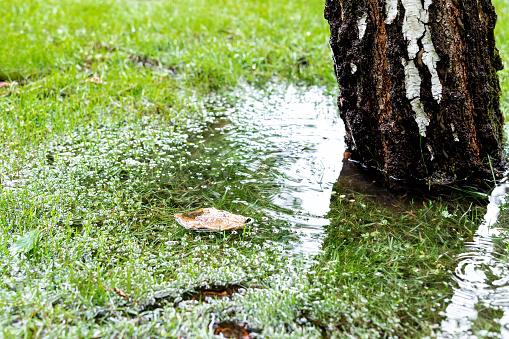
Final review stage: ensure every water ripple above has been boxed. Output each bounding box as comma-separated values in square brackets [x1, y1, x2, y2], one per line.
[440, 180, 509, 338]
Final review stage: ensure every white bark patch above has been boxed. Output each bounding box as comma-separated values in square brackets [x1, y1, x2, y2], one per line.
[421, 30, 443, 102]
[350, 63, 358, 74]
[385, 0, 399, 24]
[401, 0, 443, 103]
[358, 14, 368, 41]
[346, 120, 357, 150]
[427, 144, 434, 161]
[401, 0, 425, 59]
[451, 123, 460, 142]
[399, 0, 442, 137]
[403, 59, 430, 137]
[410, 99, 430, 137]
[402, 59, 421, 99]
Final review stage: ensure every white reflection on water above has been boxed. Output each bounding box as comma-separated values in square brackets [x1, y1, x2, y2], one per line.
[440, 178, 509, 338]
[206, 83, 346, 254]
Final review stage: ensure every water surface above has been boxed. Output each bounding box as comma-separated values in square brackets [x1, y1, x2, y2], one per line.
[188, 83, 346, 254]
[441, 178, 509, 337]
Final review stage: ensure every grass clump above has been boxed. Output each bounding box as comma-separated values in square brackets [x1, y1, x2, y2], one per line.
[309, 180, 483, 337]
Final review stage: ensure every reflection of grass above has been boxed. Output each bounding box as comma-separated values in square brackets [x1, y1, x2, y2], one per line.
[471, 304, 504, 336]
[318, 180, 484, 337]
[1, 0, 509, 337]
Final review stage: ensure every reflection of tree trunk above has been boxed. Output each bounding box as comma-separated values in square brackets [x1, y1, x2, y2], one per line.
[325, 0, 504, 188]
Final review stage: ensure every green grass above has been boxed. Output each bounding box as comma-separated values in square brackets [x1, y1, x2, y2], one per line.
[318, 179, 486, 337]
[1, 0, 509, 337]
[0, 0, 334, 150]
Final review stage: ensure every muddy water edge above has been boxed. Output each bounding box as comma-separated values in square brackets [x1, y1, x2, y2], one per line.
[0, 83, 496, 337]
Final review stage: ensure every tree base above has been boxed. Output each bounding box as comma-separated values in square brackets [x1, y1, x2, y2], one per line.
[326, 0, 504, 188]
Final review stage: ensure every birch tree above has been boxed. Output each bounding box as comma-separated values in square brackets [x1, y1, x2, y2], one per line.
[325, 0, 504, 187]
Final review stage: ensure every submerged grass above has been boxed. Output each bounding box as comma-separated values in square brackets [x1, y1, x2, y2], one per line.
[1, 0, 509, 337]
[318, 179, 484, 337]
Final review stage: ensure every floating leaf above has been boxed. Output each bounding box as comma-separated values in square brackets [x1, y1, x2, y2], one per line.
[10, 230, 40, 256]
[174, 208, 252, 231]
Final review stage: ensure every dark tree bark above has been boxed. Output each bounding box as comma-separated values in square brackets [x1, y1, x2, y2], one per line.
[325, 0, 504, 188]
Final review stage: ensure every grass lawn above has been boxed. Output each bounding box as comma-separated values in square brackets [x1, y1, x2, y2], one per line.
[1, 0, 509, 337]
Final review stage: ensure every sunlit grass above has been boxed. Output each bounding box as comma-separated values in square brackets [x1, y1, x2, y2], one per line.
[0, 0, 333, 151]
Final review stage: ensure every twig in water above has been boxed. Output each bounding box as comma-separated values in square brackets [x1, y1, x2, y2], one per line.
[72, 267, 130, 300]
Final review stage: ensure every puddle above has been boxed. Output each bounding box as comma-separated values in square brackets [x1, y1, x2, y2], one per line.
[184, 83, 345, 254]
[440, 179, 509, 337]
[1, 82, 344, 258]
[7, 79, 509, 335]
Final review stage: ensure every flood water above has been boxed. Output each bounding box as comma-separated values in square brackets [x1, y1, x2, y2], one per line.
[440, 178, 509, 337]
[187, 84, 509, 335]
[184, 83, 346, 254]
[10, 80, 509, 335]
[211, 85, 509, 334]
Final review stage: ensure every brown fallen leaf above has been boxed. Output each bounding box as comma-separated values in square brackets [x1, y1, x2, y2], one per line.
[174, 207, 251, 231]
[184, 284, 255, 303]
[0, 81, 18, 89]
[214, 322, 250, 339]
[85, 76, 103, 84]
[202, 291, 227, 298]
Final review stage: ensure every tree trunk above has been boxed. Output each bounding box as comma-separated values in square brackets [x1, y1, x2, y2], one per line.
[325, 0, 504, 188]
